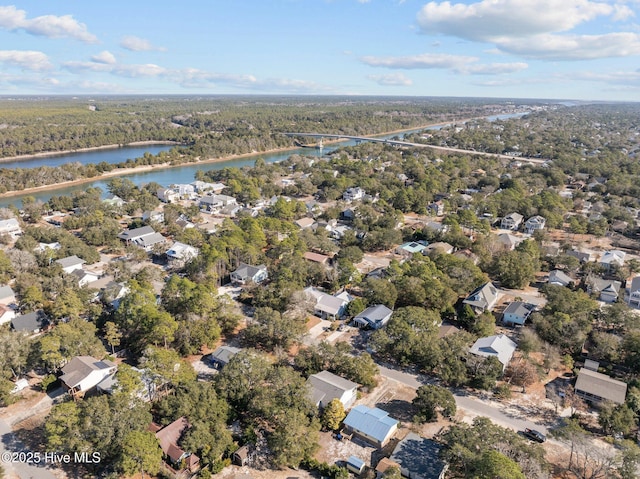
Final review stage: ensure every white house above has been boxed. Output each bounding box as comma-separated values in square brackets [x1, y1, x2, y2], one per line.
[133, 232, 167, 252]
[0, 304, 16, 326]
[548, 270, 574, 287]
[72, 269, 101, 287]
[470, 334, 517, 370]
[463, 282, 499, 314]
[230, 263, 268, 285]
[600, 250, 626, 272]
[524, 215, 546, 234]
[0, 285, 16, 306]
[304, 287, 352, 320]
[307, 370, 358, 409]
[353, 304, 393, 329]
[55, 255, 86, 274]
[502, 301, 533, 326]
[118, 225, 157, 243]
[157, 187, 180, 203]
[497, 233, 522, 251]
[589, 278, 622, 303]
[0, 218, 21, 239]
[343, 187, 365, 202]
[343, 405, 398, 448]
[60, 356, 117, 397]
[166, 242, 199, 264]
[628, 277, 640, 309]
[500, 212, 524, 230]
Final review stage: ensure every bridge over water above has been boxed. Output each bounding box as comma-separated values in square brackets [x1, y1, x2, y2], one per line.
[282, 132, 549, 164]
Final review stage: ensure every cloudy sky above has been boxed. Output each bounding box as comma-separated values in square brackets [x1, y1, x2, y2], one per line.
[0, 0, 638, 100]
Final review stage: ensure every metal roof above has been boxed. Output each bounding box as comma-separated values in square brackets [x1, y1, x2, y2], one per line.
[343, 405, 398, 443]
[575, 368, 627, 404]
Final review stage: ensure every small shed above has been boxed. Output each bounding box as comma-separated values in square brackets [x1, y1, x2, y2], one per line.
[233, 445, 249, 466]
[346, 455, 366, 475]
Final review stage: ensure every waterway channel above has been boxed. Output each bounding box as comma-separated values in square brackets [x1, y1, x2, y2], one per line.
[0, 112, 529, 208]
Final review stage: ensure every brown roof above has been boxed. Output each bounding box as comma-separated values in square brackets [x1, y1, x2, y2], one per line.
[376, 457, 400, 474]
[303, 251, 331, 264]
[156, 417, 189, 459]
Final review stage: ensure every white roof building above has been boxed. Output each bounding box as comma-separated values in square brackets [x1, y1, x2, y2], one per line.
[470, 334, 517, 370]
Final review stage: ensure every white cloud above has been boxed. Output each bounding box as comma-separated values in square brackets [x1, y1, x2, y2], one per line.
[0, 5, 97, 43]
[361, 52, 527, 74]
[368, 73, 413, 85]
[0, 50, 52, 71]
[566, 70, 640, 85]
[120, 35, 166, 52]
[91, 51, 116, 65]
[416, 0, 620, 41]
[497, 32, 640, 59]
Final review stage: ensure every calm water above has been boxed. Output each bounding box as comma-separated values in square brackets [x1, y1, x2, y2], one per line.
[0, 144, 176, 170]
[0, 112, 528, 208]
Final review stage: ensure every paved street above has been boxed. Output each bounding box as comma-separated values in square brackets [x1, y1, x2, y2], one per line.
[0, 388, 65, 479]
[378, 364, 547, 434]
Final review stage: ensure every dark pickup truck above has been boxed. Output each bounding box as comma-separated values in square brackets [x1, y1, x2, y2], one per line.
[523, 428, 546, 443]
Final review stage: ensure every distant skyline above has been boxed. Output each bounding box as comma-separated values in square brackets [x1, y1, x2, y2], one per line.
[0, 1, 638, 101]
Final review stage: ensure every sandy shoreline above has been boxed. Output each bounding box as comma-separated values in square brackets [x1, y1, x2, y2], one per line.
[0, 120, 464, 200]
[0, 141, 181, 163]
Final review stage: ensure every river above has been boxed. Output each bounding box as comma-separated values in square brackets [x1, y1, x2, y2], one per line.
[0, 112, 529, 208]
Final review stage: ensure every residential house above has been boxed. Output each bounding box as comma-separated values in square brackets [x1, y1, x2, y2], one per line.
[423, 221, 449, 235]
[307, 370, 358, 409]
[230, 263, 268, 285]
[191, 180, 225, 194]
[157, 187, 180, 203]
[173, 183, 196, 198]
[55, 255, 86, 274]
[438, 324, 460, 339]
[0, 285, 16, 306]
[600, 250, 626, 272]
[0, 305, 16, 326]
[463, 282, 499, 314]
[134, 232, 167, 252]
[502, 301, 534, 326]
[453, 249, 479, 264]
[424, 242, 454, 255]
[340, 208, 356, 222]
[566, 249, 594, 263]
[470, 334, 517, 371]
[303, 251, 333, 266]
[353, 304, 393, 329]
[342, 405, 398, 448]
[142, 210, 164, 223]
[154, 417, 200, 473]
[219, 203, 242, 217]
[501, 212, 524, 230]
[60, 356, 117, 397]
[117, 225, 157, 244]
[389, 432, 448, 479]
[199, 194, 237, 213]
[524, 215, 546, 234]
[102, 194, 125, 208]
[0, 218, 21, 239]
[343, 187, 365, 202]
[175, 215, 195, 229]
[396, 241, 427, 257]
[295, 217, 316, 230]
[209, 346, 242, 369]
[497, 233, 522, 251]
[304, 287, 352, 320]
[97, 366, 156, 402]
[11, 310, 49, 333]
[628, 276, 640, 309]
[35, 242, 61, 253]
[575, 368, 627, 405]
[72, 269, 101, 287]
[427, 201, 445, 216]
[330, 224, 352, 240]
[588, 278, 622, 303]
[166, 242, 199, 264]
[548, 270, 574, 288]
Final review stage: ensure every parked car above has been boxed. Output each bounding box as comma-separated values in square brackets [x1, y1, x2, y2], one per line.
[523, 428, 546, 443]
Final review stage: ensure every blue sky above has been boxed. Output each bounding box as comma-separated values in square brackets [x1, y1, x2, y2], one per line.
[0, 0, 638, 101]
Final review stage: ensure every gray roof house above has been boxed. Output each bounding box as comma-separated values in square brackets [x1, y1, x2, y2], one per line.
[628, 276, 640, 309]
[166, 242, 199, 263]
[209, 346, 242, 369]
[0, 285, 16, 306]
[11, 310, 49, 333]
[55, 255, 86, 274]
[588, 278, 622, 303]
[389, 432, 448, 479]
[230, 263, 268, 285]
[133, 232, 167, 252]
[600, 250, 626, 271]
[524, 215, 546, 234]
[60, 356, 117, 397]
[501, 212, 524, 230]
[502, 301, 534, 326]
[304, 287, 352, 320]
[343, 405, 398, 448]
[463, 282, 499, 314]
[575, 368, 627, 405]
[307, 370, 358, 409]
[117, 225, 156, 243]
[353, 304, 393, 329]
[548, 270, 574, 287]
[470, 334, 517, 370]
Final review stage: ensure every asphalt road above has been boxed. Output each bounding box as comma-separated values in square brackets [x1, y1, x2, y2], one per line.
[377, 364, 547, 434]
[0, 388, 64, 479]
